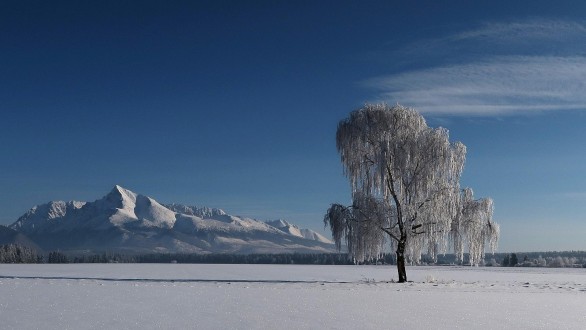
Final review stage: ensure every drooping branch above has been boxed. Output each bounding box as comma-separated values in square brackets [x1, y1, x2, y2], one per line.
[450, 188, 500, 265]
[326, 103, 499, 277]
[324, 193, 390, 262]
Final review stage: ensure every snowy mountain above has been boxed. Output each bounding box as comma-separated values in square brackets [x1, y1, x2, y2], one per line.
[265, 220, 332, 244]
[9, 185, 334, 254]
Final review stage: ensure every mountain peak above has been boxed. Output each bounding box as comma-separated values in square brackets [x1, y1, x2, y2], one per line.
[266, 219, 332, 244]
[165, 204, 227, 218]
[9, 200, 86, 233]
[266, 219, 295, 229]
[112, 184, 136, 196]
[107, 185, 138, 205]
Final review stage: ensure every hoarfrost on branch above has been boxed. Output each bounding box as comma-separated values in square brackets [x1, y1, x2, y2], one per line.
[324, 104, 499, 282]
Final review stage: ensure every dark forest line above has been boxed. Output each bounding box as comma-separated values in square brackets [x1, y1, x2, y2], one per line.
[1, 244, 586, 268]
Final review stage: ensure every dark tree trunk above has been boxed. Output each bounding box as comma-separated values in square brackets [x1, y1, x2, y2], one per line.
[396, 240, 407, 283]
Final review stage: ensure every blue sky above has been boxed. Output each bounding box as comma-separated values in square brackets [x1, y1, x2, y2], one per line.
[2, 1, 586, 252]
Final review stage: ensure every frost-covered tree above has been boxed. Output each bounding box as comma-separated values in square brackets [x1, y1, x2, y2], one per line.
[324, 104, 499, 282]
[450, 188, 500, 266]
[537, 255, 547, 267]
[0, 244, 40, 263]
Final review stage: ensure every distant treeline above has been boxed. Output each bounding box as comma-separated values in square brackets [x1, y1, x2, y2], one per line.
[488, 252, 586, 268]
[2, 244, 586, 268]
[57, 251, 356, 265]
[0, 245, 356, 265]
[0, 244, 43, 263]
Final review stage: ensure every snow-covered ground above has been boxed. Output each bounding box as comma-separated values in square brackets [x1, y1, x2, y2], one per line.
[0, 264, 584, 329]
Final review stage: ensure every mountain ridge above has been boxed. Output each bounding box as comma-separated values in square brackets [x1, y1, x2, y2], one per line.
[9, 185, 333, 254]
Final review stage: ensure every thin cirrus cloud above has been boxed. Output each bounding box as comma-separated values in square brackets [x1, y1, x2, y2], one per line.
[366, 19, 586, 116]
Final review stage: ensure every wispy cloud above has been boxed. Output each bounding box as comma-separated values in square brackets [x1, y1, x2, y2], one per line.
[367, 56, 586, 115]
[453, 20, 586, 46]
[367, 19, 586, 116]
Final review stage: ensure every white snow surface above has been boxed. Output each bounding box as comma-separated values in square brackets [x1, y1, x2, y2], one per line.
[0, 264, 584, 329]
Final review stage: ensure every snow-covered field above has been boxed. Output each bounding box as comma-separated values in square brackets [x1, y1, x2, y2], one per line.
[0, 264, 584, 329]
